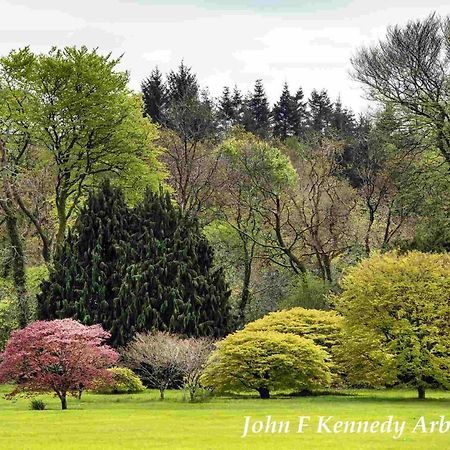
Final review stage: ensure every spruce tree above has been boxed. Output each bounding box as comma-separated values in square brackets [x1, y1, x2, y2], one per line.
[272, 82, 297, 140]
[308, 89, 334, 133]
[141, 67, 167, 124]
[244, 79, 271, 138]
[231, 86, 244, 124]
[293, 87, 309, 138]
[166, 61, 199, 102]
[38, 184, 231, 346]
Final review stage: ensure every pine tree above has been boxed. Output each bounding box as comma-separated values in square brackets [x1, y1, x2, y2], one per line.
[272, 82, 297, 140]
[293, 87, 309, 138]
[331, 97, 356, 137]
[244, 80, 271, 138]
[141, 67, 167, 124]
[231, 86, 244, 124]
[38, 184, 231, 346]
[219, 87, 233, 123]
[166, 61, 199, 102]
[308, 89, 334, 133]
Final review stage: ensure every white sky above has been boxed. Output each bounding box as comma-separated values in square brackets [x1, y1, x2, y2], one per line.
[0, 0, 449, 113]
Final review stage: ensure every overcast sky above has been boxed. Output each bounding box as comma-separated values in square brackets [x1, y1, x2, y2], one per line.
[1, 0, 449, 112]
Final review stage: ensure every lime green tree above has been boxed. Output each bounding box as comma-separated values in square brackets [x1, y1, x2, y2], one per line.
[244, 307, 343, 350]
[201, 329, 331, 398]
[335, 251, 450, 399]
[0, 46, 163, 261]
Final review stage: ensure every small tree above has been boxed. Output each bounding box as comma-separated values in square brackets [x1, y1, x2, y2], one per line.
[178, 337, 214, 401]
[0, 319, 118, 409]
[335, 251, 450, 399]
[201, 330, 331, 399]
[122, 332, 184, 400]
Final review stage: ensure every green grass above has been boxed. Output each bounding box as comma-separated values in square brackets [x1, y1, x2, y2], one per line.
[0, 386, 448, 449]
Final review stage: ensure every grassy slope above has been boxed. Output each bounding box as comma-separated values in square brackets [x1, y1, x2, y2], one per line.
[0, 387, 448, 449]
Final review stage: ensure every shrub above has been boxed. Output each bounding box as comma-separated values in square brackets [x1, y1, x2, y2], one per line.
[93, 367, 145, 394]
[30, 399, 46, 410]
[177, 337, 214, 402]
[122, 332, 184, 400]
[122, 332, 215, 401]
[201, 330, 331, 398]
[335, 251, 450, 399]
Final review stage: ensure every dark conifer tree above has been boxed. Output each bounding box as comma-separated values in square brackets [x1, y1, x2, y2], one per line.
[166, 61, 199, 102]
[293, 87, 309, 138]
[308, 89, 334, 133]
[244, 79, 271, 138]
[141, 67, 167, 124]
[331, 97, 356, 137]
[38, 181, 131, 333]
[219, 87, 233, 119]
[38, 184, 231, 346]
[272, 82, 297, 140]
[231, 86, 244, 124]
[112, 190, 230, 344]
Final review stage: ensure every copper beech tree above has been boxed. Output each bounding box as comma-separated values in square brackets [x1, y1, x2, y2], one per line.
[0, 319, 118, 409]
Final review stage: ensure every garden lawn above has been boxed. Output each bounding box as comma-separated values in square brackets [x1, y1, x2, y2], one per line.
[0, 386, 449, 450]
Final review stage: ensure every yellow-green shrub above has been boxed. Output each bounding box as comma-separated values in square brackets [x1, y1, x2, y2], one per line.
[93, 367, 145, 394]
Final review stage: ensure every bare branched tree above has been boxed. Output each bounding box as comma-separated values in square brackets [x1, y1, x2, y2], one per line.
[122, 332, 184, 400]
[351, 13, 450, 165]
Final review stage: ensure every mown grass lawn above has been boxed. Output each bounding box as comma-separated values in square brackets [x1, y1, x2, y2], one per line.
[0, 386, 449, 449]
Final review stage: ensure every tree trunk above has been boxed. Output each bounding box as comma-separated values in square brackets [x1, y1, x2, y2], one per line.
[0, 140, 29, 327]
[257, 387, 270, 399]
[4, 214, 29, 327]
[13, 190, 52, 263]
[323, 254, 332, 283]
[60, 393, 68, 410]
[55, 199, 68, 250]
[159, 388, 165, 400]
[365, 207, 375, 256]
[238, 248, 252, 326]
[418, 386, 426, 400]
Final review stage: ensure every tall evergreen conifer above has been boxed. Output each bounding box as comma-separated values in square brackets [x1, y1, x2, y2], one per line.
[244, 80, 271, 138]
[38, 183, 231, 346]
[141, 67, 167, 124]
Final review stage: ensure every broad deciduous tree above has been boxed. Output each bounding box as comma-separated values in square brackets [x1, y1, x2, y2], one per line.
[335, 251, 450, 399]
[0, 319, 118, 409]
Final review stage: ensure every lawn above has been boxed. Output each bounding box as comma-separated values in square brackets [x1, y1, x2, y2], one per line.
[0, 386, 449, 450]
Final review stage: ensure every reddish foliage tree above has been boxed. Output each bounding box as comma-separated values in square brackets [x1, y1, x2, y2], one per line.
[0, 319, 118, 409]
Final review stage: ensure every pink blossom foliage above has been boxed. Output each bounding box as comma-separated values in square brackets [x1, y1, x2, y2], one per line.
[0, 319, 118, 408]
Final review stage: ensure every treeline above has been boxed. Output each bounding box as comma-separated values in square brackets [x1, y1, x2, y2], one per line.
[142, 63, 357, 141]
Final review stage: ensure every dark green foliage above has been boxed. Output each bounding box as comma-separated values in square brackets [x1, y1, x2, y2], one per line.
[30, 399, 46, 410]
[142, 62, 217, 142]
[38, 182, 231, 347]
[308, 89, 334, 133]
[272, 83, 297, 140]
[331, 98, 356, 137]
[166, 61, 199, 102]
[243, 80, 271, 138]
[141, 67, 167, 124]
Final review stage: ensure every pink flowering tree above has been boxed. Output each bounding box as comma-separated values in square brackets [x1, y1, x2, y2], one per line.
[0, 319, 118, 409]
